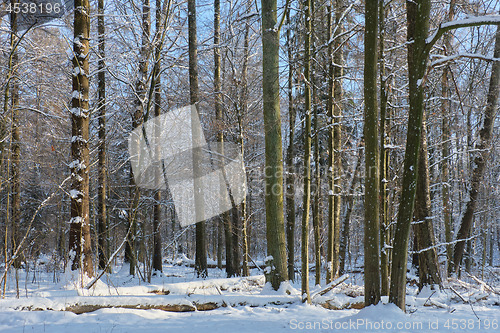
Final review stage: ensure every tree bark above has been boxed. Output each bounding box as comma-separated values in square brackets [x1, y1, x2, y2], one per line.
[285, 7, 296, 283]
[69, 0, 93, 278]
[363, 0, 381, 306]
[152, 0, 163, 274]
[217, 219, 222, 269]
[326, 1, 335, 284]
[378, 0, 390, 296]
[9, 0, 21, 269]
[389, 0, 430, 310]
[97, 0, 109, 272]
[213, 0, 233, 278]
[261, 0, 288, 290]
[188, 0, 208, 278]
[413, 119, 441, 288]
[301, 0, 312, 303]
[235, 11, 251, 276]
[312, 76, 321, 287]
[452, 21, 500, 274]
[231, 206, 241, 276]
[332, 0, 343, 281]
[311, 0, 321, 286]
[239, 6, 250, 278]
[441, 0, 456, 278]
[126, 0, 150, 277]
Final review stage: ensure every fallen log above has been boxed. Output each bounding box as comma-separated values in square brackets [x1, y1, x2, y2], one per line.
[17, 296, 369, 314]
[311, 274, 349, 299]
[319, 301, 365, 310]
[64, 302, 217, 314]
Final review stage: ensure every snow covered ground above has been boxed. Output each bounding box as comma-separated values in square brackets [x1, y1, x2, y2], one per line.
[0, 257, 498, 332]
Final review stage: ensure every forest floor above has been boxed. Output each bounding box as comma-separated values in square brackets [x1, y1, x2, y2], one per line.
[0, 256, 498, 332]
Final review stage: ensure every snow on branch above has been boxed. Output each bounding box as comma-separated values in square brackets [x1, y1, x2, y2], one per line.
[425, 15, 500, 53]
[430, 52, 500, 67]
[421, 52, 500, 86]
[409, 234, 478, 255]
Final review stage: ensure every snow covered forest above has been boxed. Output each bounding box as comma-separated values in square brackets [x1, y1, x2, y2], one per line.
[0, 0, 499, 331]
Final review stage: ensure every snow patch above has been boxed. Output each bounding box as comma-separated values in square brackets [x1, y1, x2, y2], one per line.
[69, 216, 84, 224]
[69, 189, 82, 199]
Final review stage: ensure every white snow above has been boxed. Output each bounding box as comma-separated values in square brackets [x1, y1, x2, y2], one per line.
[68, 216, 83, 224]
[73, 37, 84, 48]
[71, 136, 87, 143]
[69, 189, 82, 199]
[264, 256, 273, 263]
[430, 52, 500, 67]
[0, 261, 498, 333]
[426, 15, 500, 45]
[439, 15, 500, 30]
[69, 107, 89, 118]
[69, 160, 86, 171]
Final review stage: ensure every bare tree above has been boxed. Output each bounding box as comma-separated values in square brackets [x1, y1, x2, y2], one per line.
[151, 0, 165, 274]
[363, 0, 381, 306]
[452, 20, 500, 274]
[301, 0, 312, 303]
[188, 0, 208, 278]
[261, 0, 288, 290]
[96, 0, 109, 272]
[390, 0, 499, 310]
[9, 0, 21, 269]
[285, 8, 296, 282]
[441, 0, 456, 278]
[413, 119, 441, 288]
[69, 0, 94, 278]
[125, 0, 151, 277]
[378, 0, 390, 296]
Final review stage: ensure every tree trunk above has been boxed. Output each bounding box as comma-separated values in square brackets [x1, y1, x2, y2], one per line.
[125, 172, 139, 276]
[9, 0, 21, 269]
[389, 0, 430, 310]
[452, 21, 500, 274]
[126, 0, 150, 277]
[311, 0, 321, 286]
[217, 220, 222, 269]
[441, 0, 455, 278]
[312, 81, 321, 287]
[378, 0, 390, 296]
[301, 0, 312, 304]
[188, 0, 208, 278]
[326, 1, 335, 284]
[240, 10, 251, 278]
[413, 119, 441, 289]
[363, 0, 381, 306]
[213, 0, 232, 278]
[332, 0, 343, 281]
[231, 206, 241, 276]
[97, 0, 109, 272]
[261, 0, 288, 290]
[69, 0, 93, 278]
[234, 13, 251, 276]
[151, 0, 164, 274]
[285, 8, 296, 283]
[224, 215, 234, 277]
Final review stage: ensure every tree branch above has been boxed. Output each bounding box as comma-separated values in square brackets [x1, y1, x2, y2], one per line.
[276, 0, 291, 32]
[425, 15, 500, 55]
